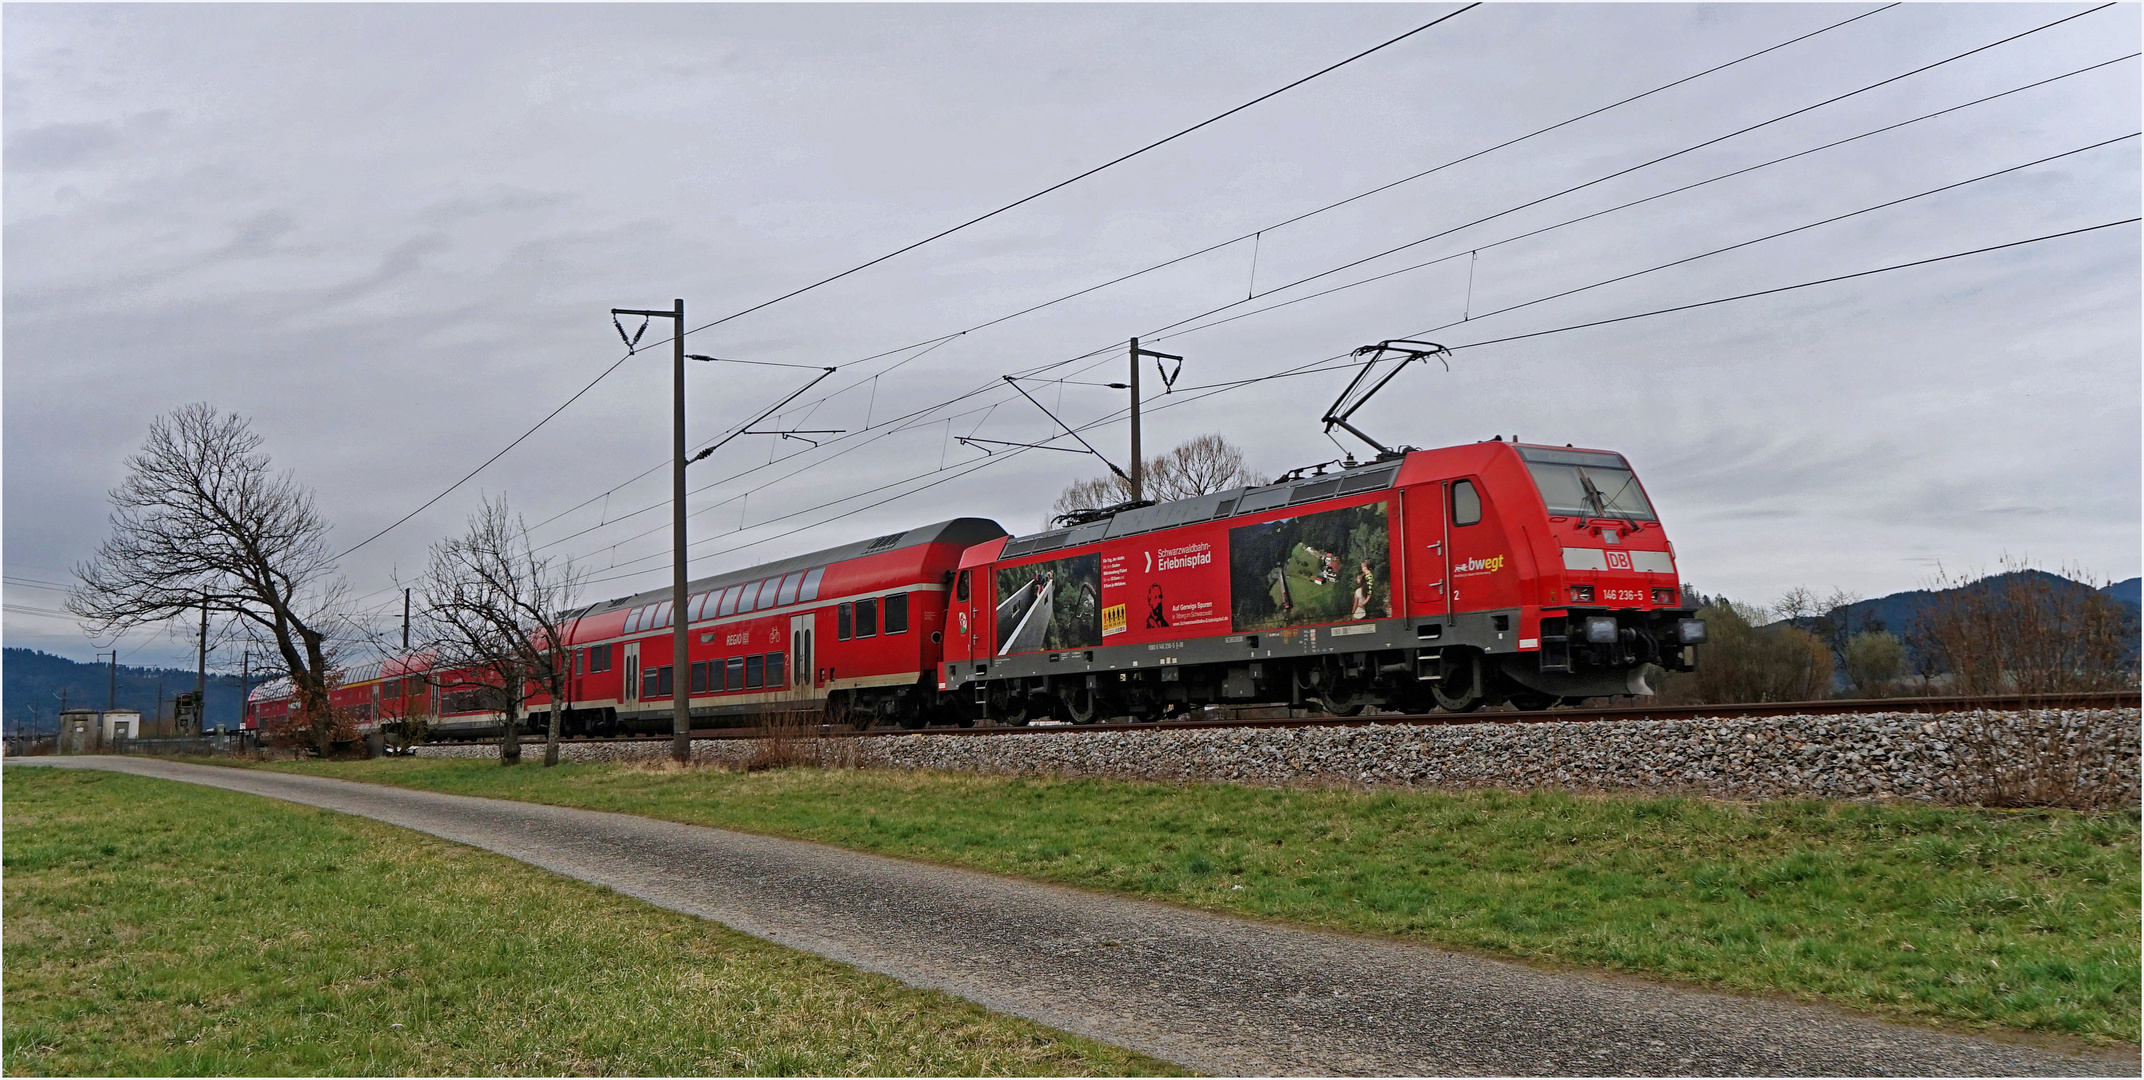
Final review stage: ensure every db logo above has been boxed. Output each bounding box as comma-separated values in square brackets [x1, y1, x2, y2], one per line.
[1605, 550, 1633, 571]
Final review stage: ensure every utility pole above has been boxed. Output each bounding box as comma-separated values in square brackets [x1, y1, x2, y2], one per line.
[240, 650, 250, 733]
[402, 588, 411, 651]
[1126, 338, 1183, 502]
[611, 298, 693, 765]
[196, 591, 208, 734]
[1129, 338, 1141, 501]
[100, 650, 117, 711]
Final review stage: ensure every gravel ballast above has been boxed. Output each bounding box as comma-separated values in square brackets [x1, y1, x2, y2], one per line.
[420, 707, 2140, 807]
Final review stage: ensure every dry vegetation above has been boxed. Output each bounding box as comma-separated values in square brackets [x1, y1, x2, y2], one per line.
[742, 708, 857, 771]
[1908, 560, 2137, 698]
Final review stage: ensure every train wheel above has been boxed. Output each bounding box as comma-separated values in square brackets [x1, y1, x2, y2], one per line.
[1318, 687, 1373, 717]
[825, 691, 859, 731]
[998, 692, 1032, 727]
[1430, 649, 1485, 713]
[1310, 656, 1373, 716]
[1054, 681, 1089, 724]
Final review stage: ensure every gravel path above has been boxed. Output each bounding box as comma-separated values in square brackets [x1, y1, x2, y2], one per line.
[15, 757, 2131, 1077]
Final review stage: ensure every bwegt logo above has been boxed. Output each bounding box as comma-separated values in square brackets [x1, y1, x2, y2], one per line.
[1454, 554, 1506, 575]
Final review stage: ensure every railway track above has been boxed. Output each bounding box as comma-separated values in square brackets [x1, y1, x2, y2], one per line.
[519, 689, 2139, 745]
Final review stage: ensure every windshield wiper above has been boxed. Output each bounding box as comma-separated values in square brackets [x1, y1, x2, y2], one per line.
[1576, 468, 1642, 532]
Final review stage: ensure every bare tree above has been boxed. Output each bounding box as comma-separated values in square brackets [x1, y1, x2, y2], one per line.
[416, 495, 584, 767]
[69, 403, 351, 755]
[1052, 433, 1261, 521]
[1910, 558, 2137, 697]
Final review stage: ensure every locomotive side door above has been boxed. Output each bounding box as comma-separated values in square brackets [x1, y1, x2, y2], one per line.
[1445, 477, 1521, 613]
[1406, 484, 1451, 616]
[790, 613, 815, 696]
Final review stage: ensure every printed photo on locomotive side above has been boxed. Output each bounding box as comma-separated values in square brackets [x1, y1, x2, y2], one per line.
[1229, 500, 1391, 632]
[994, 553, 1101, 655]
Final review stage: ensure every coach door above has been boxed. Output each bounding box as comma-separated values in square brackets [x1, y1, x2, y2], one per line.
[623, 643, 640, 706]
[790, 613, 815, 696]
[947, 569, 969, 667]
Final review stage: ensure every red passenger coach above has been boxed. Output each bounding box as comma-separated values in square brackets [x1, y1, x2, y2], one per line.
[943, 440, 1704, 722]
[562, 518, 1007, 734]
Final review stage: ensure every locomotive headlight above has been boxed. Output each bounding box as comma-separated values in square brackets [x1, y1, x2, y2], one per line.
[1569, 584, 1594, 603]
[1652, 587, 1677, 606]
[1678, 618, 1709, 645]
[1583, 616, 1618, 644]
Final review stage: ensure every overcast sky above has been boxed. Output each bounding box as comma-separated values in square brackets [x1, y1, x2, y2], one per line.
[6, 2, 2138, 673]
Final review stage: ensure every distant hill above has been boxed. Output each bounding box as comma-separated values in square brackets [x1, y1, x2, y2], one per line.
[1825, 571, 2139, 643]
[2107, 576, 2142, 609]
[1726, 572, 2141, 684]
[3, 648, 250, 736]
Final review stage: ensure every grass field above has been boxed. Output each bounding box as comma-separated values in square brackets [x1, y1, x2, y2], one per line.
[1, 767, 1180, 1076]
[1270, 543, 1347, 623]
[251, 757, 2141, 1044]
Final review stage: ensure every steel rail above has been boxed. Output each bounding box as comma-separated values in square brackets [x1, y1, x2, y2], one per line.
[491, 689, 2138, 745]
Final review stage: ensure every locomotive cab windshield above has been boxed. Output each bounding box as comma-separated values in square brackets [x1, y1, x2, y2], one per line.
[1519, 446, 1657, 521]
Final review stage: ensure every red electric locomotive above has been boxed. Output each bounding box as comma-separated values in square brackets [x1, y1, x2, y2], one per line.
[942, 439, 1705, 721]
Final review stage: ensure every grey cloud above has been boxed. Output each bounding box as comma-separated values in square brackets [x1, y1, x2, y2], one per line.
[5, 118, 120, 171]
[416, 186, 573, 227]
[4, 109, 170, 172]
[217, 210, 300, 258]
[313, 233, 453, 307]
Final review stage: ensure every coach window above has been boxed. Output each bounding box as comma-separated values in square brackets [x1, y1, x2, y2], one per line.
[726, 656, 744, 689]
[883, 592, 909, 635]
[690, 661, 708, 695]
[589, 643, 612, 673]
[776, 572, 802, 606]
[707, 658, 726, 692]
[765, 651, 786, 688]
[716, 585, 739, 617]
[955, 569, 970, 602]
[837, 602, 853, 640]
[1452, 479, 1483, 527]
[799, 566, 825, 601]
[746, 579, 771, 611]
[744, 654, 764, 689]
[855, 597, 879, 638]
